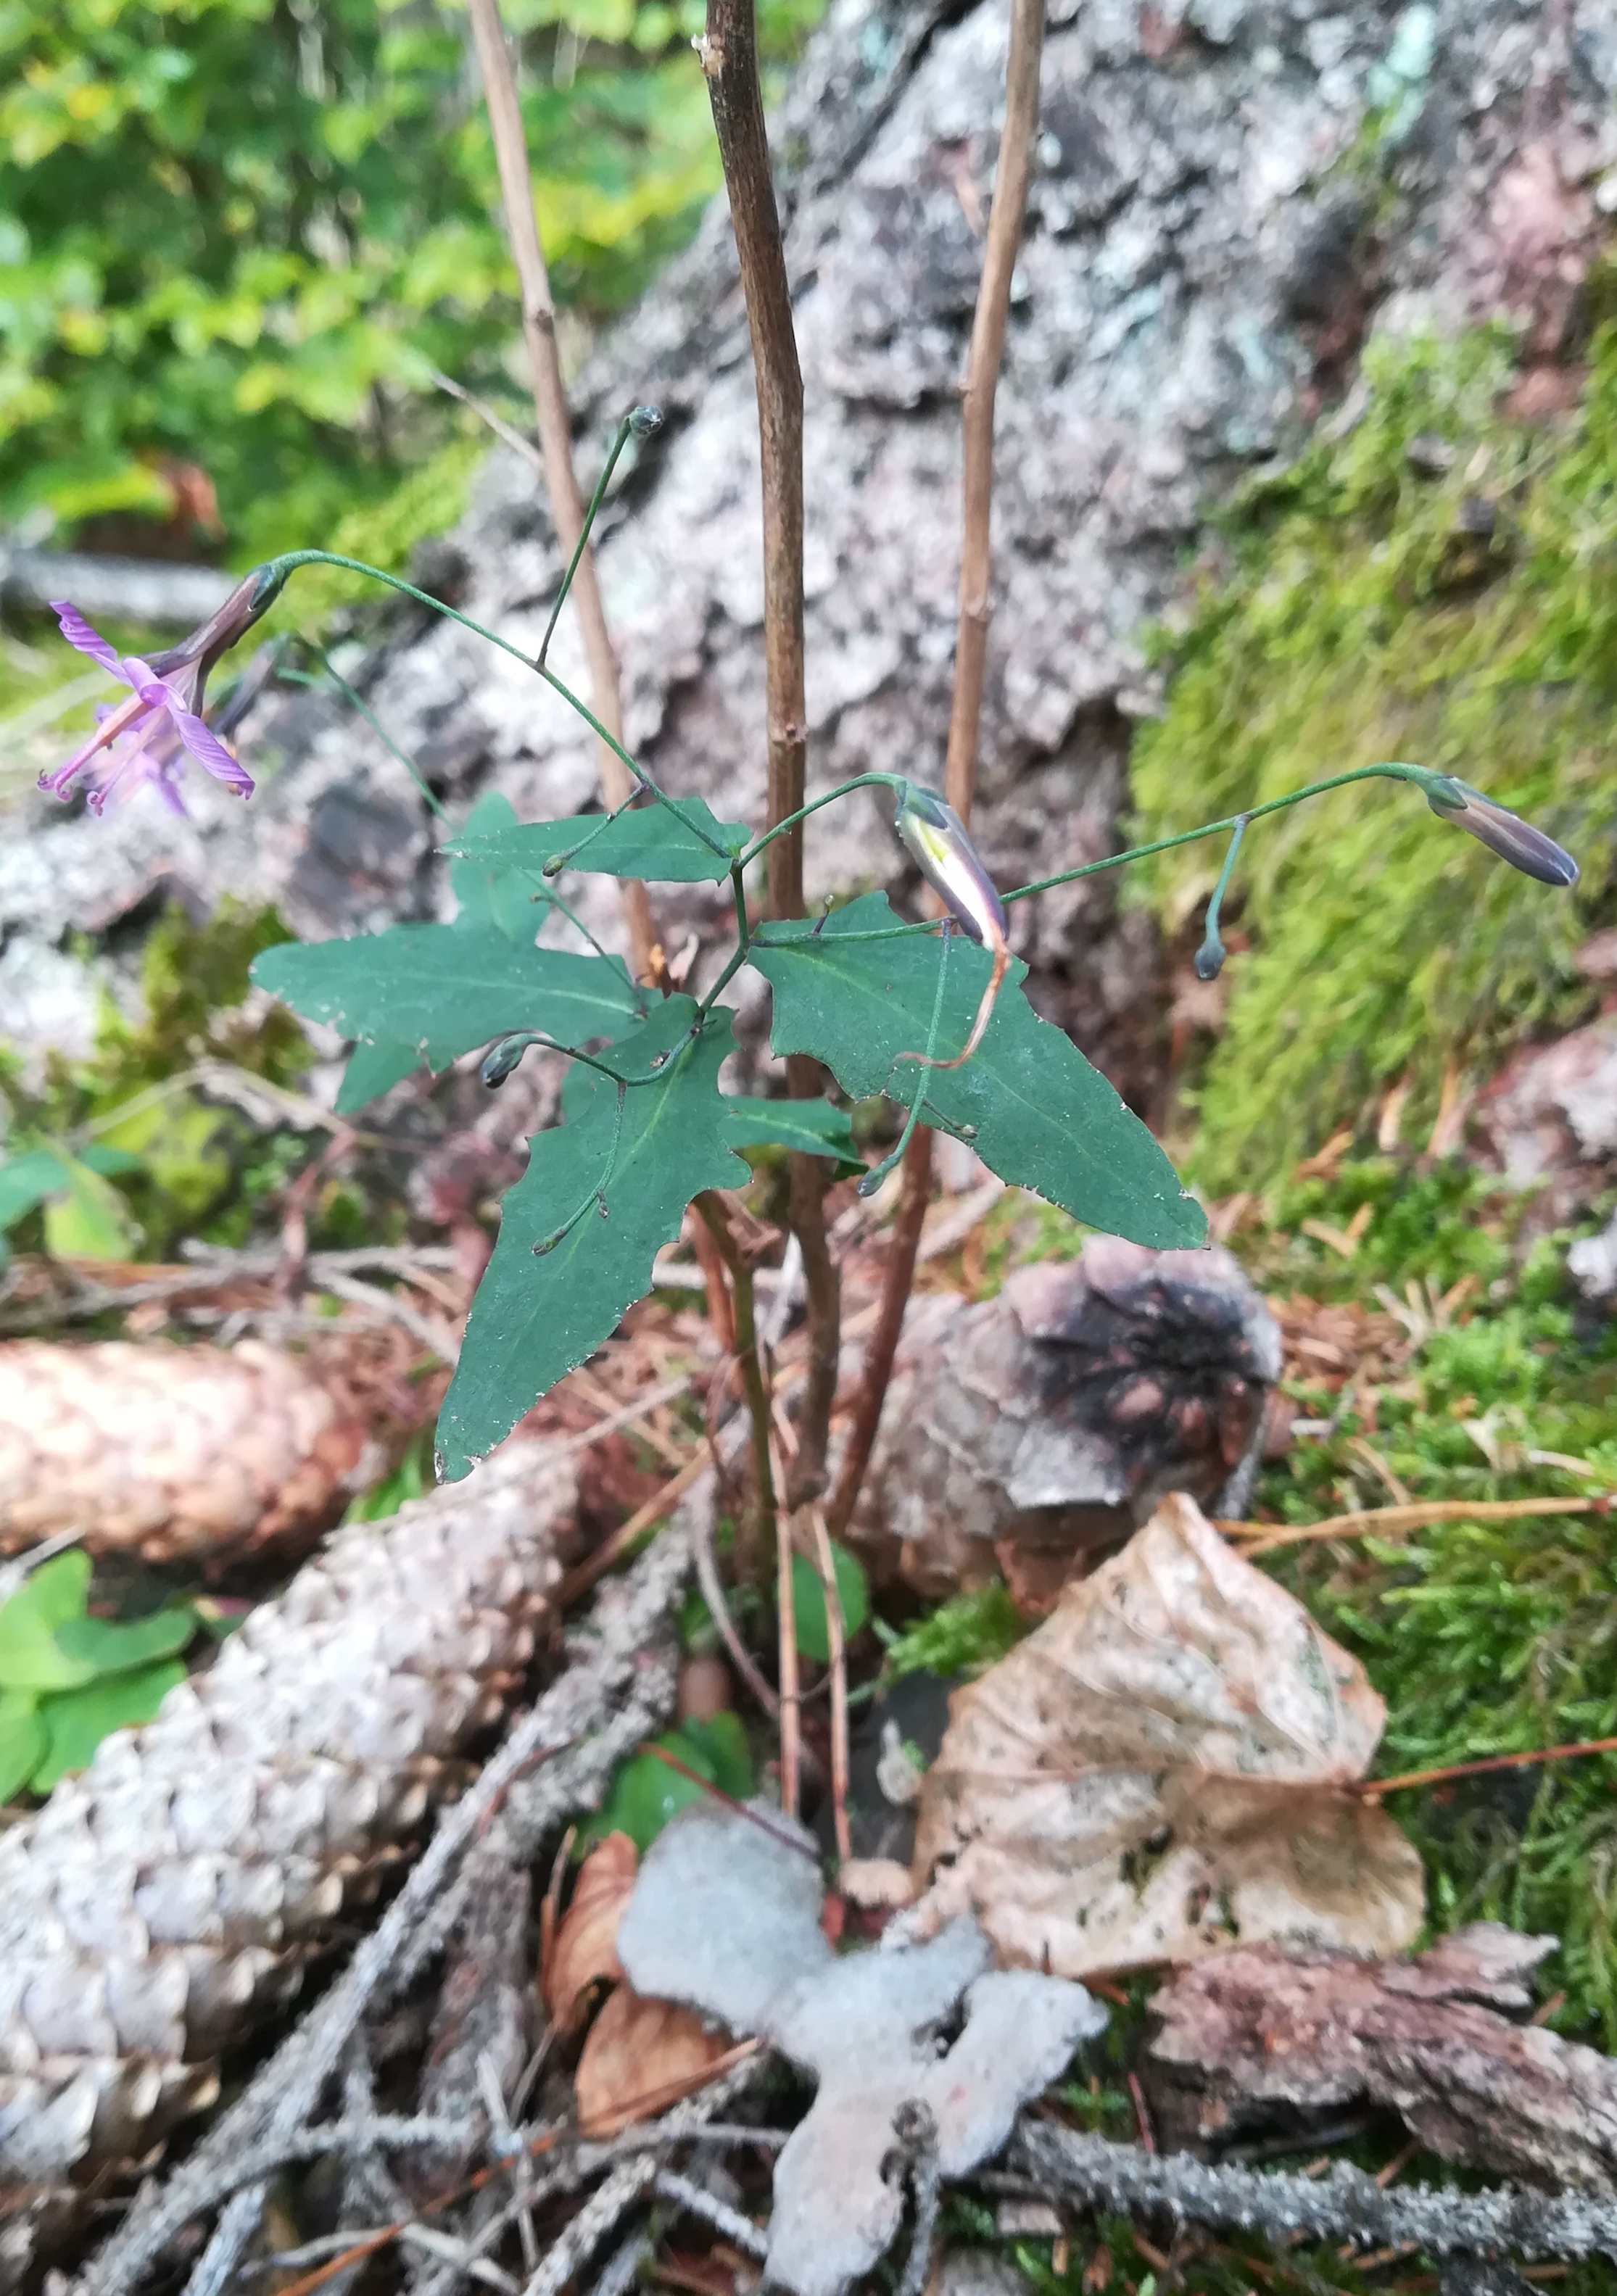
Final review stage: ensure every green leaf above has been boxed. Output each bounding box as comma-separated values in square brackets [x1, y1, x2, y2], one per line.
[750, 894, 1206, 1250]
[32, 1661, 188, 1791]
[581, 1715, 753, 1854]
[0, 1552, 98, 1691]
[719, 1094, 856, 1162]
[335, 1039, 423, 1114]
[789, 1542, 869, 1662]
[444, 797, 750, 885]
[76, 1143, 145, 1177]
[252, 927, 645, 1071]
[450, 790, 548, 941]
[54, 1602, 198, 1675]
[437, 997, 748, 1479]
[0, 1691, 45, 1805]
[42, 1156, 138, 1259]
[0, 1147, 72, 1237]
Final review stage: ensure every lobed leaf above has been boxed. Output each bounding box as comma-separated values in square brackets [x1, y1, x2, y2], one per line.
[750, 893, 1204, 1250]
[335, 1037, 423, 1114]
[719, 1094, 856, 1163]
[436, 997, 747, 1478]
[444, 797, 750, 885]
[448, 789, 550, 941]
[252, 926, 645, 1071]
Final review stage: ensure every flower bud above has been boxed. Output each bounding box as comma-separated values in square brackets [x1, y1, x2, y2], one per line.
[1425, 776, 1579, 888]
[629, 404, 663, 438]
[481, 1035, 534, 1089]
[1193, 934, 1226, 982]
[892, 784, 1007, 948]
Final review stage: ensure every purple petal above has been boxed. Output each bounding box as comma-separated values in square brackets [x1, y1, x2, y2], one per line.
[166, 698, 255, 797]
[51, 602, 130, 682]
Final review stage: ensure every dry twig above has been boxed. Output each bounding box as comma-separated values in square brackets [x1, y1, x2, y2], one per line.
[465, 0, 656, 980]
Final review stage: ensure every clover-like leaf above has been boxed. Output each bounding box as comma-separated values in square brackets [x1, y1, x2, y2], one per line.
[33, 1660, 189, 1791]
[750, 894, 1204, 1250]
[54, 1601, 198, 1675]
[0, 1691, 45, 1804]
[444, 797, 750, 885]
[436, 997, 748, 1478]
[582, 1715, 754, 1854]
[790, 1543, 869, 1663]
[0, 1551, 99, 1692]
[252, 927, 645, 1071]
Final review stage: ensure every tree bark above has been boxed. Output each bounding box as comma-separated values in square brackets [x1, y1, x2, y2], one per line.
[4, 0, 1610, 1115]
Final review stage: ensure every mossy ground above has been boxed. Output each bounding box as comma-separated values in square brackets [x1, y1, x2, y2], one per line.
[1130, 323, 1617, 1193]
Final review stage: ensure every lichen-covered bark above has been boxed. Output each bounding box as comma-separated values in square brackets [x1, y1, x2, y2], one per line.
[5, 0, 1609, 1111]
[0, 1443, 569, 2184]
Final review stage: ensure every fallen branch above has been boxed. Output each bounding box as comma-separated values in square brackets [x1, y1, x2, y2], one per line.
[1221, 1494, 1611, 1558]
[1010, 2118, 1617, 2263]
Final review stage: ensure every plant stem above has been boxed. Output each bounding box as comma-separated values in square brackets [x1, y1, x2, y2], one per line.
[700, 0, 839, 1507]
[805, 1501, 851, 1863]
[832, 0, 1043, 1530]
[695, 1193, 775, 1564]
[766, 1437, 802, 1822]
[825, 1126, 932, 1540]
[942, 0, 1044, 821]
[466, 0, 657, 982]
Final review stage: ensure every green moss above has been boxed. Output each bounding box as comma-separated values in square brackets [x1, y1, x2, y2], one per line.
[1133, 326, 1617, 1191]
[1238, 1158, 1617, 2044]
[874, 1582, 1027, 1683]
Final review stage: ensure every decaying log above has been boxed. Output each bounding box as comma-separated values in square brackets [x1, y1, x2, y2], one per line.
[0, 1440, 570, 2187]
[0, 1337, 408, 1562]
[1149, 1925, 1617, 2191]
[848, 1240, 1280, 1596]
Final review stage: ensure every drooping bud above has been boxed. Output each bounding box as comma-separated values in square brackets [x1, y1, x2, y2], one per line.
[481, 1035, 535, 1089]
[1425, 776, 1579, 888]
[1193, 934, 1226, 982]
[629, 404, 663, 438]
[891, 784, 1008, 948]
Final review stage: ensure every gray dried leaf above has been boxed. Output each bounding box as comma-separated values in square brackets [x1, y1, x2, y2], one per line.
[616, 1804, 1106, 2296]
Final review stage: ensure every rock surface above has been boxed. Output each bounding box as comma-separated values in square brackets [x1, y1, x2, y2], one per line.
[7, 0, 1614, 1114]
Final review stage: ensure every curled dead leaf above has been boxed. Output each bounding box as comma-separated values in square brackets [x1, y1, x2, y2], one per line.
[906, 1491, 1423, 1973]
[543, 1831, 637, 2026]
[574, 1982, 737, 2136]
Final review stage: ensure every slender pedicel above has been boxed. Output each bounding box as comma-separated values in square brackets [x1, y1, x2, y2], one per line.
[1194, 813, 1248, 982]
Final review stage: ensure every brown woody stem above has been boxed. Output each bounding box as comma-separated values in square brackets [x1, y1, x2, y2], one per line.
[701, 0, 839, 1506]
[467, 0, 657, 982]
[943, 0, 1045, 818]
[825, 1126, 932, 1538]
[831, 0, 1043, 1525]
[695, 1193, 775, 1558]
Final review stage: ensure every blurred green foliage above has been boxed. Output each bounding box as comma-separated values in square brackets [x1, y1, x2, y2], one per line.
[0, 0, 816, 568]
[0, 899, 310, 1259]
[1133, 325, 1617, 1191]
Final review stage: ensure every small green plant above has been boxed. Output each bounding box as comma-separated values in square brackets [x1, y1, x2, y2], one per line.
[0, 1550, 205, 1801]
[580, 1710, 753, 1852]
[874, 1583, 1027, 1684]
[33, 407, 1579, 1489]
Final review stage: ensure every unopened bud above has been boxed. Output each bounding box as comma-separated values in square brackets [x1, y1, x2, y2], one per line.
[892, 784, 1007, 948]
[1193, 934, 1226, 982]
[481, 1035, 532, 1089]
[629, 404, 663, 438]
[1426, 776, 1579, 888]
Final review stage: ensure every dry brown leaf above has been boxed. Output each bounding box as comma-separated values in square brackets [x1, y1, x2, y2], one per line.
[905, 1491, 1423, 1974]
[544, 1832, 637, 2025]
[574, 1983, 735, 2136]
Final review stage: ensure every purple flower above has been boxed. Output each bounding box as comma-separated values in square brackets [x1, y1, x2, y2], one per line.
[39, 565, 284, 816]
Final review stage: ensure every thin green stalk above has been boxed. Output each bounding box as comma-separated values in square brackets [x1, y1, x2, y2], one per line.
[537, 410, 637, 673]
[737, 774, 908, 869]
